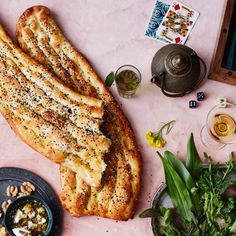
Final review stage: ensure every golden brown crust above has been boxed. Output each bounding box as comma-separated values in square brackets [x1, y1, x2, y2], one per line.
[16, 5, 142, 220]
[0, 22, 111, 187]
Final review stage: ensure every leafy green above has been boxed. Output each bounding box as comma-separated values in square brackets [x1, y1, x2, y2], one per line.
[139, 133, 236, 236]
[197, 152, 235, 234]
[186, 133, 203, 180]
[162, 151, 200, 215]
[163, 151, 195, 191]
[105, 71, 115, 87]
[159, 153, 194, 222]
[230, 220, 236, 233]
[158, 207, 182, 236]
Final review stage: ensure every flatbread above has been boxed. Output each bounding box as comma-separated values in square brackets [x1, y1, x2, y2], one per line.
[0, 23, 110, 187]
[16, 6, 142, 220]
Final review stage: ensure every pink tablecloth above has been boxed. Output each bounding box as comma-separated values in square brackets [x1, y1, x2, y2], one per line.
[0, 0, 234, 235]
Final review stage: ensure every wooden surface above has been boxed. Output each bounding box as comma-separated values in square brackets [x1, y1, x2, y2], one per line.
[209, 68, 236, 86]
[209, 0, 236, 85]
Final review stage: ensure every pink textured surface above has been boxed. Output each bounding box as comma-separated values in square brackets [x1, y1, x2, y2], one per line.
[0, 0, 235, 235]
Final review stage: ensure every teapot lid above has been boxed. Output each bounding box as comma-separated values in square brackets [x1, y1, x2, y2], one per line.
[164, 50, 192, 77]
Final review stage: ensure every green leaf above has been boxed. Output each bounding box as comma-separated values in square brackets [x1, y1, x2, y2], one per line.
[230, 220, 236, 233]
[105, 71, 115, 87]
[164, 151, 200, 216]
[186, 133, 203, 180]
[164, 151, 195, 191]
[138, 208, 160, 218]
[191, 229, 200, 236]
[160, 153, 194, 222]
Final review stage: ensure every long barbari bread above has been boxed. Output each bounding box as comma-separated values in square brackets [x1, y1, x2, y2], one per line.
[17, 6, 142, 220]
[0, 23, 111, 188]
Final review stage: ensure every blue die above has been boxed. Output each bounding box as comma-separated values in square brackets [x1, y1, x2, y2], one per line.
[189, 100, 197, 108]
[197, 92, 205, 101]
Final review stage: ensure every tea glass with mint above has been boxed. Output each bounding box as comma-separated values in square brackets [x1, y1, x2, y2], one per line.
[115, 65, 141, 98]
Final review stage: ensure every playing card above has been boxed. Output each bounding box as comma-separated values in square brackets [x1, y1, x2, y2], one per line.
[145, 0, 170, 43]
[155, 1, 199, 44]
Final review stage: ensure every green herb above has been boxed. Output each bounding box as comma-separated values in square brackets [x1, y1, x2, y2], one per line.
[158, 152, 194, 222]
[139, 134, 236, 236]
[186, 133, 203, 180]
[105, 71, 115, 87]
[196, 152, 235, 234]
[162, 150, 200, 216]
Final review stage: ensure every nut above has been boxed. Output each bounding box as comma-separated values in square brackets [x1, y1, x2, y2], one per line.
[1, 200, 11, 212]
[6, 185, 18, 197]
[0, 224, 9, 236]
[17, 192, 29, 198]
[20, 182, 35, 195]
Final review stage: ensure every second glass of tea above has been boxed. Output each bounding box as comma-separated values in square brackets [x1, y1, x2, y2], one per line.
[200, 102, 236, 149]
[115, 65, 141, 99]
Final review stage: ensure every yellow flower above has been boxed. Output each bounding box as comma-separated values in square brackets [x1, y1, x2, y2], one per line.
[145, 120, 175, 148]
[146, 131, 166, 148]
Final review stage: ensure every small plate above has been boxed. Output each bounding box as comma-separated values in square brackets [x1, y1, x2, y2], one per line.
[0, 167, 62, 236]
[151, 165, 236, 235]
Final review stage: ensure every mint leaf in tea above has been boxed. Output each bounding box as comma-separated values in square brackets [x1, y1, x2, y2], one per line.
[116, 70, 140, 91]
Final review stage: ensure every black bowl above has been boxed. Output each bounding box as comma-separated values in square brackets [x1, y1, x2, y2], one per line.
[4, 195, 53, 236]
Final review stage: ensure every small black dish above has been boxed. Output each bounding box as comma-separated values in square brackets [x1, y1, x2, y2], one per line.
[4, 195, 53, 236]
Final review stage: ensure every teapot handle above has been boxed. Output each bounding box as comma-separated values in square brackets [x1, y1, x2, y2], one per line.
[151, 72, 186, 97]
[190, 51, 207, 90]
[151, 53, 207, 97]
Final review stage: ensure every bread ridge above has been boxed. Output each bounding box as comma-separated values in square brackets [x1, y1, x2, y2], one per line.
[16, 5, 142, 220]
[0, 22, 110, 187]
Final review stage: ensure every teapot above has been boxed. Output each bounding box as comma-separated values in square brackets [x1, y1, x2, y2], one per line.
[151, 44, 207, 97]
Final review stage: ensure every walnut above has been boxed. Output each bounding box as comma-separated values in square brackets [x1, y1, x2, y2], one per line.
[20, 182, 35, 195]
[0, 224, 9, 236]
[17, 192, 29, 198]
[6, 185, 18, 197]
[1, 200, 11, 212]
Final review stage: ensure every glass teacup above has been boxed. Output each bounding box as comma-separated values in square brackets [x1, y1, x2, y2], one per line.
[200, 102, 236, 149]
[115, 65, 141, 99]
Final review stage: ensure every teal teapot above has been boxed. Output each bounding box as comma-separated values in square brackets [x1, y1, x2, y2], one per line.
[151, 44, 207, 97]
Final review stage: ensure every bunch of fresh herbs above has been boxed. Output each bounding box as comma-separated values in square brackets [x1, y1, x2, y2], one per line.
[140, 133, 236, 236]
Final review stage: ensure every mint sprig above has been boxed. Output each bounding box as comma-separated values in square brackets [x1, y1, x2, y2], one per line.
[105, 71, 115, 87]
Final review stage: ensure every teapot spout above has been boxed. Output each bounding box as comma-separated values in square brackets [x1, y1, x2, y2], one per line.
[151, 72, 186, 97]
[151, 72, 164, 86]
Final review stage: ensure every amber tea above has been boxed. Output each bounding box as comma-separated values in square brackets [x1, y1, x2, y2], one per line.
[200, 103, 236, 149]
[209, 113, 236, 143]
